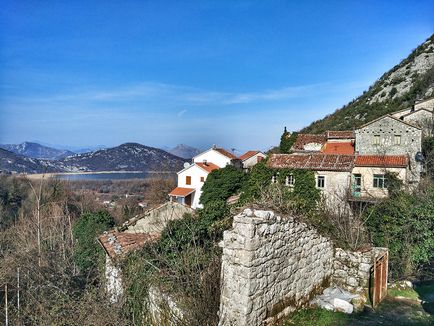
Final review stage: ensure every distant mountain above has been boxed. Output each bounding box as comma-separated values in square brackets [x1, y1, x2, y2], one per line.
[168, 144, 201, 159]
[56, 143, 185, 172]
[303, 34, 434, 133]
[0, 142, 74, 160]
[0, 148, 62, 174]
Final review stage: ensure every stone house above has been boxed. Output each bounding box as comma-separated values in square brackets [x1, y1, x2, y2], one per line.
[354, 115, 422, 184]
[273, 111, 424, 205]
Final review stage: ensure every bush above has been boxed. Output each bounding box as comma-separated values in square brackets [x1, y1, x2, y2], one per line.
[72, 211, 114, 273]
[365, 188, 434, 279]
[199, 165, 246, 206]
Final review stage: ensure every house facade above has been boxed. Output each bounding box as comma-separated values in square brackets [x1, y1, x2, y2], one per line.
[169, 147, 239, 209]
[354, 115, 422, 183]
[272, 107, 426, 205]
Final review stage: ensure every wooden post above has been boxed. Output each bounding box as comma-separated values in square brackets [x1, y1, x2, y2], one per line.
[5, 283, 8, 326]
[17, 268, 20, 317]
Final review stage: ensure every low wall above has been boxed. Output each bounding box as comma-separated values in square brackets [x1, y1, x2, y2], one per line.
[218, 209, 334, 326]
[332, 247, 388, 293]
[124, 201, 193, 234]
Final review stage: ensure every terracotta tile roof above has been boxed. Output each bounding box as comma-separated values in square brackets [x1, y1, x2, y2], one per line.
[99, 232, 159, 259]
[291, 134, 327, 151]
[321, 142, 355, 155]
[326, 130, 355, 139]
[214, 148, 238, 159]
[239, 150, 260, 161]
[196, 162, 220, 173]
[355, 155, 408, 168]
[168, 187, 195, 197]
[268, 153, 354, 172]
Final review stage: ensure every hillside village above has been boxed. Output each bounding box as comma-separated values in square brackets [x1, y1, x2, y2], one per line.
[91, 97, 434, 325]
[1, 17, 434, 325]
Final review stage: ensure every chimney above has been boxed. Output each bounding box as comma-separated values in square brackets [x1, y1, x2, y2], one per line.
[212, 144, 217, 149]
[203, 159, 208, 165]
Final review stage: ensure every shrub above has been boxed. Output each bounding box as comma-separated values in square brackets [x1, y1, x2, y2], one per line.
[365, 188, 434, 279]
[199, 165, 246, 206]
[72, 211, 114, 273]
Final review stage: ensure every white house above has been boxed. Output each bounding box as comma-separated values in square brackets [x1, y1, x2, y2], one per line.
[239, 150, 266, 170]
[169, 146, 238, 209]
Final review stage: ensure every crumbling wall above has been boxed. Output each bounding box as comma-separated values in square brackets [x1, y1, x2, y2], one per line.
[105, 255, 124, 304]
[331, 247, 388, 293]
[218, 209, 334, 326]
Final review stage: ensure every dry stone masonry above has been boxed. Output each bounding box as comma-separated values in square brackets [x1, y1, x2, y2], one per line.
[218, 208, 388, 326]
[218, 209, 334, 326]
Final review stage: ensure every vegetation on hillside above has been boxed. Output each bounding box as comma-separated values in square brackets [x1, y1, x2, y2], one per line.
[303, 34, 434, 133]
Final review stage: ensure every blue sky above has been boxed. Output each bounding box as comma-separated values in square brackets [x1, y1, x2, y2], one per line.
[1, 1, 433, 153]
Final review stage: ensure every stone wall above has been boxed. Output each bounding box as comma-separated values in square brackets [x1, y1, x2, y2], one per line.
[124, 201, 193, 234]
[105, 255, 124, 303]
[355, 115, 422, 182]
[218, 209, 334, 326]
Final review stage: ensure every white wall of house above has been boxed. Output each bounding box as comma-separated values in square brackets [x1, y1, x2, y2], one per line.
[193, 149, 232, 168]
[351, 166, 407, 199]
[177, 164, 210, 208]
[242, 153, 266, 169]
[314, 170, 351, 208]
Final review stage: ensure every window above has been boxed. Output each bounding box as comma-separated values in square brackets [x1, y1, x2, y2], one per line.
[200, 176, 205, 182]
[394, 135, 401, 145]
[373, 174, 386, 188]
[285, 174, 295, 187]
[316, 175, 325, 189]
[186, 176, 191, 185]
[373, 135, 380, 145]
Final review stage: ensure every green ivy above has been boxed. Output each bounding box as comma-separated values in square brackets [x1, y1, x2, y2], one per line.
[72, 211, 114, 273]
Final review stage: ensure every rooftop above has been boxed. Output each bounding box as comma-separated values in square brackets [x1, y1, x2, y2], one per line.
[268, 153, 354, 172]
[196, 162, 220, 173]
[239, 150, 260, 161]
[321, 142, 355, 155]
[326, 130, 355, 139]
[99, 232, 159, 259]
[291, 134, 327, 151]
[214, 147, 238, 159]
[355, 155, 409, 168]
[169, 187, 195, 197]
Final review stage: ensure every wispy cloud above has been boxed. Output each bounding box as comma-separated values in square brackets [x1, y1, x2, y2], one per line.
[177, 109, 187, 117]
[2, 81, 330, 107]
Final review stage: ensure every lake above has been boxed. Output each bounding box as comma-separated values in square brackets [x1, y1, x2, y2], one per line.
[52, 171, 173, 181]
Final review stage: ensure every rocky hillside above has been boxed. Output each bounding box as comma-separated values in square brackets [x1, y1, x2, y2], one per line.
[0, 148, 62, 174]
[56, 143, 185, 172]
[303, 34, 434, 133]
[0, 142, 74, 160]
[168, 144, 201, 159]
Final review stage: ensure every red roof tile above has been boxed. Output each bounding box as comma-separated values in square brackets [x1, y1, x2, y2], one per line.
[214, 148, 238, 159]
[292, 134, 327, 151]
[239, 150, 260, 161]
[355, 155, 408, 168]
[99, 232, 159, 259]
[321, 142, 355, 155]
[326, 130, 355, 139]
[268, 153, 354, 172]
[169, 187, 195, 197]
[196, 162, 220, 173]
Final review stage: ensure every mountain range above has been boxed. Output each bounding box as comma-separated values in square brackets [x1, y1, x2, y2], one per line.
[0, 142, 75, 160]
[303, 34, 434, 133]
[0, 143, 185, 174]
[167, 144, 202, 159]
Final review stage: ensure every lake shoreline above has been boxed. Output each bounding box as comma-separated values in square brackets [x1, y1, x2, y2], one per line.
[26, 170, 175, 180]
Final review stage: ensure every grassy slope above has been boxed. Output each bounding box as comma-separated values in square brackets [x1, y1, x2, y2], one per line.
[302, 34, 434, 134]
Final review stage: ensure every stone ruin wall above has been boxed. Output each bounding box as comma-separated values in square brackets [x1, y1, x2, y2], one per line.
[218, 208, 387, 326]
[218, 209, 334, 326]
